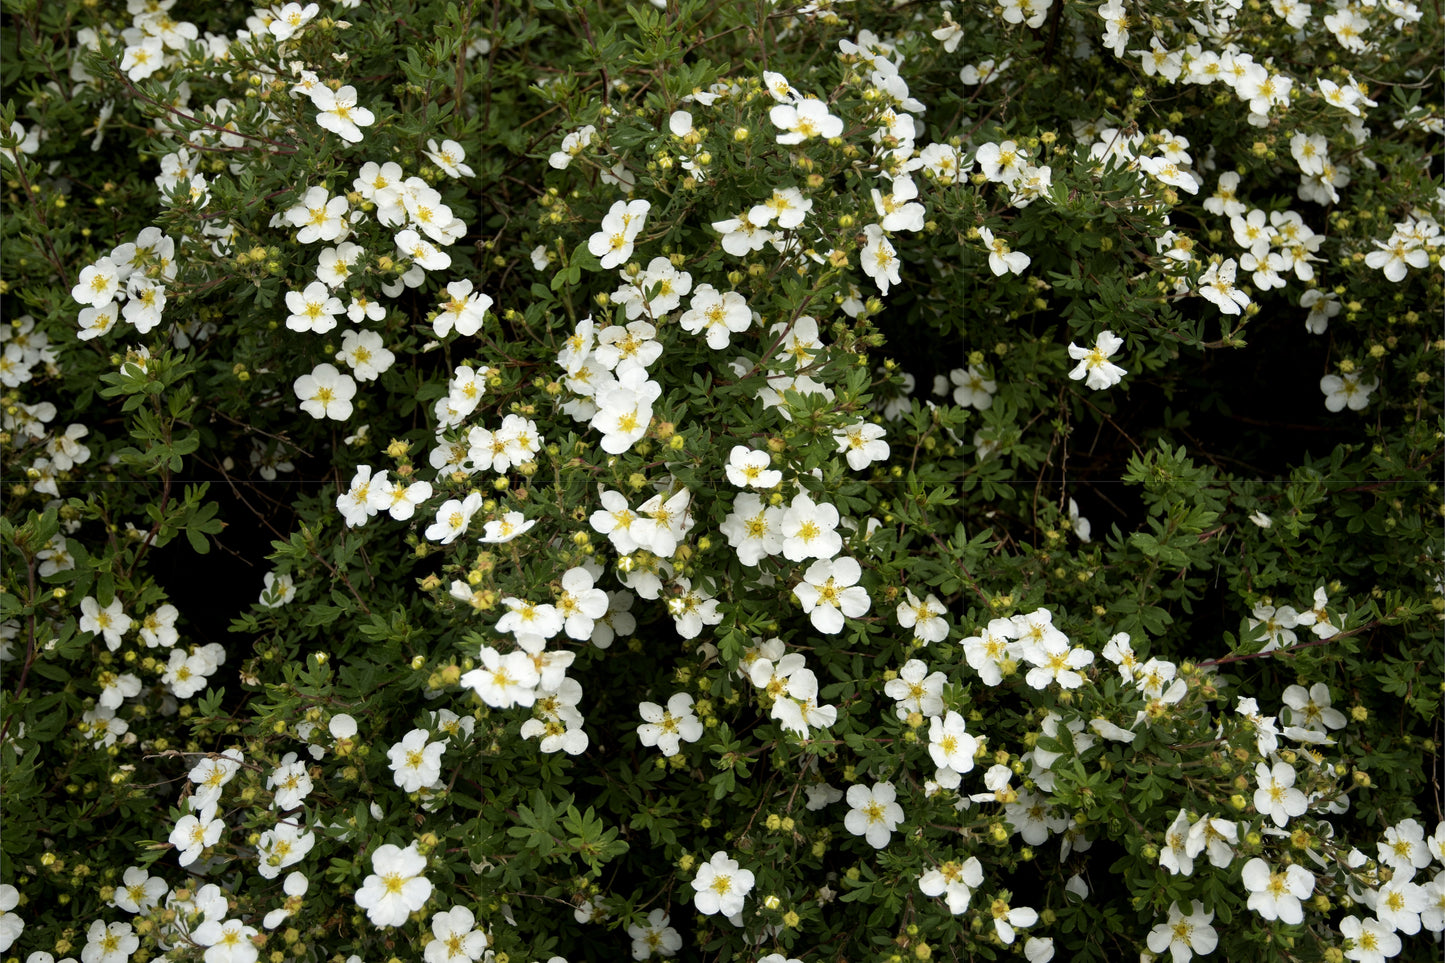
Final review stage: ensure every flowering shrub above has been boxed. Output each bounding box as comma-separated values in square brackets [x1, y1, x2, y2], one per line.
[1, 1, 1442, 962]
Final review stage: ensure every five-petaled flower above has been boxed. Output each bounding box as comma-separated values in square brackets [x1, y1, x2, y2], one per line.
[293, 363, 357, 421]
[690, 851, 754, 917]
[844, 781, 905, 849]
[1067, 331, 1127, 390]
[355, 842, 432, 928]
[309, 85, 375, 143]
[1146, 900, 1218, 963]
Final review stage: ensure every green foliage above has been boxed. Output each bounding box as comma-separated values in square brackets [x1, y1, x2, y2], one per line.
[1, 0, 1442, 961]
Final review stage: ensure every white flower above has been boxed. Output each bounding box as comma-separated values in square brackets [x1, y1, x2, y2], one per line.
[1068, 497, 1091, 541]
[976, 141, 1029, 184]
[720, 493, 784, 566]
[1422, 871, 1445, 932]
[834, 421, 889, 471]
[1198, 258, 1251, 315]
[460, 647, 540, 708]
[749, 187, 812, 230]
[122, 279, 166, 333]
[169, 802, 224, 866]
[1067, 331, 1127, 390]
[293, 363, 356, 421]
[679, 285, 750, 350]
[780, 491, 842, 562]
[1254, 760, 1307, 827]
[793, 556, 870, 635]
[269, 2, 319, 40]
[1184, 816, 1237, 869]
[1160, 810, 1196, 876]
[188, 749, 244, 804]
[919, 856, 984, 914]
[590, 489, 653, 555]
[78, 303, 120, 340]
[712, 211, 776, 257]
[1281, 682, 1347, 732]
[1378, 819, 1433, 876]
[1320, 372, 1378, 412]
[112, 866, 168, 914]
[595, 320, 664, 370]
[121, 37, 164, 81]
[135, 604, 179, 651]
[988, 898, 1039, 944]
[287, 186, 349, 244]
[860, 224, 901, 295]
[82, 921, 140, 963]
[549, 125, 596, 169]
[388, 729, 446, 792]
[1241, 858, 1314, 923]
[1023, 936, 1055, 962]
[588, 200, 650, 270]
[665, 577, 721, 639]
[256, 822, 316, 880]
[1300, 289, 1340, 334]
[336, 329, 395, 382]
[335, 465, 380, 528]
[80, 596, 132, 651]
[928, 711, 978, 778]
[978, 226, 1030, 276]
[1339, 915, 1402, 963]
[769, 99, 842, 144]
[161, 649, 212, 699]
[950, 366, 996, 409]
[1, 120, 40, 167]
[844, 781, 904, 849]
[896, 589, 948, 644]
[268, 753, 313, 810]
[259, 572, 295, 607]
[433, 280, 492, 338]
[355, 842, 432, 928]
[424, 139, 474, 178]
[286, 281, 344, 334]
[770, 667, 836, 736]
[479, 511, 535, 543]
[1145, 900, 1218, 963]
[635, 488, 690, 555]
[1374, 877, 1426, 934]
[690, 851, 753, 917]
[884, 659, 946, 718]
[963, 618, 1021, 685]
[592, 362, 661, 454]
[309, 85, 375, 143]
[872, 178, 926, 233]
[1020, 629, 1093, 691]
[763, 70, 797, 102]
[617, 259, 691, 322]
[626, 908, 680, 960]
[347, 293, 386, 323]
[425, 493, 483, 544]
[496, 597, 563, 646]
[725, 446, 781, 489]
[395, 228, 451, 271]
[1203, 172, 1246, 218]
[636, 693, 703, 756]
[555, 567, 609, 640]
[425, 906, 488, 963]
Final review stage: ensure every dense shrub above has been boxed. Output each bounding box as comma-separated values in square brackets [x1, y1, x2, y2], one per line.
[1, 0, 1442, 961]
